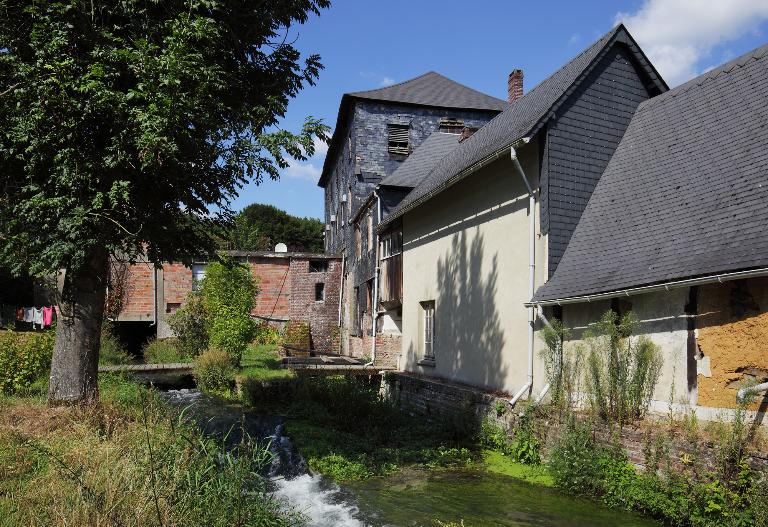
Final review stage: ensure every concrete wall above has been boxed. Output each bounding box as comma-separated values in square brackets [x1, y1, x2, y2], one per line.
[400, 140, 548, 394]
[560, 288, 692, 407]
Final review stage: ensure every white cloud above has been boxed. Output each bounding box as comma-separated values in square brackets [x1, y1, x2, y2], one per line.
[282, 135, 329, 182]
[284, 160, 321, 182]
[568, 33, 581, 45]
[380, 76, 395, 87]
[616, 0, 768, 86]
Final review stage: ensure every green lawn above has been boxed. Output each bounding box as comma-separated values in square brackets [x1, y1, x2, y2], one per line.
[238, 344, 294, 381]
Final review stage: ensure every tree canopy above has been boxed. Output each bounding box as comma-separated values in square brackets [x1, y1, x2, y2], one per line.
[228, 203, 324, 253]
[0, 0, 330, 403]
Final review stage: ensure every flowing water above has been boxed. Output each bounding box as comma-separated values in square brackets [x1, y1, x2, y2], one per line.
[161, 389, 658, 527]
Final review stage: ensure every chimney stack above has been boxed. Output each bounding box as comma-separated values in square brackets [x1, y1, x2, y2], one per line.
[459, 126, 478, 142]
[508, 69, 524, 103]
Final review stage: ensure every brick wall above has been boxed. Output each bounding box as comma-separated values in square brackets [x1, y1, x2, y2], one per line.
[248, 258, 291, 321]
[115, 261, 155, 322]
[381, 371, 768, 476]
[289, 257, 341, 354]
[162, 263, 193, 306]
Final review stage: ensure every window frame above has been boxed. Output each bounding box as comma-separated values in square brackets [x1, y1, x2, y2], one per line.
[420, 300, 435, 362]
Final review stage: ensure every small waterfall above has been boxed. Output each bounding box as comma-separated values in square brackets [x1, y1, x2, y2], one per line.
[162, 389, 367, 526]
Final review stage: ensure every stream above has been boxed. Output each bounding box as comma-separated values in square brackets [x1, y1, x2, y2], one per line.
[161, 389, 658, 527]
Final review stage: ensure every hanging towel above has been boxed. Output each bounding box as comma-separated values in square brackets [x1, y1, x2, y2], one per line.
[32, 308, 43, 329]
[42, 306, 54, 327]
[16, 307, 23, 321]
[23, 307, 34, 323]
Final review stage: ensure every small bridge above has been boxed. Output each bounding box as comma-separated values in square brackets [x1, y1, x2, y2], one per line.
[98, 363, 193, 373]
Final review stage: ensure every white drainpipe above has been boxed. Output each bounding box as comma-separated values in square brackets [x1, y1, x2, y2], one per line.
[508, 139, 536, 408]
[737, 382, 768, 403]
[366, 191, 382, 366]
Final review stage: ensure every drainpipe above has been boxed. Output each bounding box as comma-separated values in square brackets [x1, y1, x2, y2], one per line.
[737, 383, 768, 403]
[366, 191, 382, 367]
[338, 253, 345, 327]
[508, 139, 536, 408]
[531, 307, 557, 406]
[149, 265, 158, 328]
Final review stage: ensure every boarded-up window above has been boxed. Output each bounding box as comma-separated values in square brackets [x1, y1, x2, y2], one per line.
[439, 118, 465, 134]
[387, 123, 409, 155]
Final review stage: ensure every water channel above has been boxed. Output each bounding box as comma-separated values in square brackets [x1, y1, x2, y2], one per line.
[161, 388, 659, 527]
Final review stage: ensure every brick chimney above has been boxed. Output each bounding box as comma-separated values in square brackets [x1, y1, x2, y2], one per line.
[459, 126, 478, 142]
[508, 69, 524, 103]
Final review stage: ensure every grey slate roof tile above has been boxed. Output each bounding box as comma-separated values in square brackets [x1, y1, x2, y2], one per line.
[381, 24, 665, 227]
[348, 72, 507, 112]
[533, 42, 768, 302]
[379, 132, 461, 189]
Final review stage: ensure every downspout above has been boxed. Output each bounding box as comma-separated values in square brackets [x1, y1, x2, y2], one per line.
[366, 191, 382, 366]
[508, 139, 536, 407]
[337, 253, 346, 354]
[737, 383, 768, 403]
[149, 265, 158, 328]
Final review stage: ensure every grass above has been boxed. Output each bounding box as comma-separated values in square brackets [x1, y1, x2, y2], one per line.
[482, 449, 554, 486]
[0, 373, 300, 527]
[238, 344, 294, 381]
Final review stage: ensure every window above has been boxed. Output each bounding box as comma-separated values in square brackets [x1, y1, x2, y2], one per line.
[367, 214, 374, 253]
[421, 301, 435, 361]
[309, 260, 328, 273]
[355, 225, 362, 260]
[387, 123, 410, 155]
[380, 231, 403, 259]
[315, 282, 325, 302]
[438, 118, 465, 134]
[192, 264, 206, 291]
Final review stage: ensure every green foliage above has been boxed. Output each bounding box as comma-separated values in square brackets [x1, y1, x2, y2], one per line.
[98, 323, 132, 366]
[508, 413, 540, 465]
[200, 255, 258, 364]
[143, 338, 184, 364]
[252, 322, 284, 346]
[283, 320, 311, 349]
[0, 0, 330, 279]
[228, 203, 324, 252]
[167, 293, 209, 358]
[539, 317, 574, 408]
[0, 331, 54, 395]
[478, 419, 509, 451]
[1, 375, 300, 526]
[583, 310, 663, 423]
[548, 416, 759, 527]
[239, 345, 293, 383]
[194, 348, 236, 394]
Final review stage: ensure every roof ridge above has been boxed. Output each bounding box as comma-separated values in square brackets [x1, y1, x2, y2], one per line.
[636, 41, 768, 110]
[347, 71, 435, 96]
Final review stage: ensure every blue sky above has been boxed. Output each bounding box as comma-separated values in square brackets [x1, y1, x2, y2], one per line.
[231, 0, 768, 220]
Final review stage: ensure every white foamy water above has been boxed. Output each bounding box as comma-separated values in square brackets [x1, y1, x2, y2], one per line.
[272, 474, 365, 527]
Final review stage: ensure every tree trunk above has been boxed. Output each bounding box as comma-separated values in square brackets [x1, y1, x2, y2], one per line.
[48, 247, 109, 405]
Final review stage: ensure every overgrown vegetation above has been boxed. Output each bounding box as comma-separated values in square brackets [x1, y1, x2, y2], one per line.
[0, 374, 301, 526]
[194, 348, 237, 394]
[0, 330, 54, 395]
[98, 323, 133, 366]
[583, 311, 663, 423]
[170, 254, 259, 366]
[143, 338, 186, 364]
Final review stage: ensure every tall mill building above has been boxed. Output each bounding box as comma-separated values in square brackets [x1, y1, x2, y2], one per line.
[318, 72, 511, 360]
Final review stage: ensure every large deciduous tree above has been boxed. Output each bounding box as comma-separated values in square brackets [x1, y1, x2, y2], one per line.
[0, 0, 330, 404]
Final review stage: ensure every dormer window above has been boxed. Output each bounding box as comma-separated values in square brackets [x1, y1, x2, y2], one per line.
[387, 123, 410, 155]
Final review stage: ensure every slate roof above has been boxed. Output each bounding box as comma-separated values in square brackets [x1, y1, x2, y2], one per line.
[348, 72, 507, 112]
[318, 72, 505, 187]
[379, 132, 462, 188]
[381, 24, 666, 227]
[533, 43, 768, 303]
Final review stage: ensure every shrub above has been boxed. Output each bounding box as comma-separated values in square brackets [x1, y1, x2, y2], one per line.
[252, 322, 283, 346]
[583, 310, 663, 423]
[167, 293, 209, 358]
[194, 348, 236, 393]
[283, 321, 311, 349]
[508, 412, 540, 465]
[0, 330, 54, 395]
[199, 255, 259, 365]
[143, 338, 184, 364]
[99, 323, 132, 366]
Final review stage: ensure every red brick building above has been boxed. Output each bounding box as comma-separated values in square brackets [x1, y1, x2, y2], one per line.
[114, 251, 341, 354]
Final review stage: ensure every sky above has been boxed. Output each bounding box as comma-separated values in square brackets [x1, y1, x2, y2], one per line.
[231, 0, 768, 220]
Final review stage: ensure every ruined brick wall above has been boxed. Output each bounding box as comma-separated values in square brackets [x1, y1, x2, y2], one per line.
[247, 258, 291, 321]
[289, 257, 341, 354]
[697, 277, 768, 409]
[115, 261, 155, 322]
